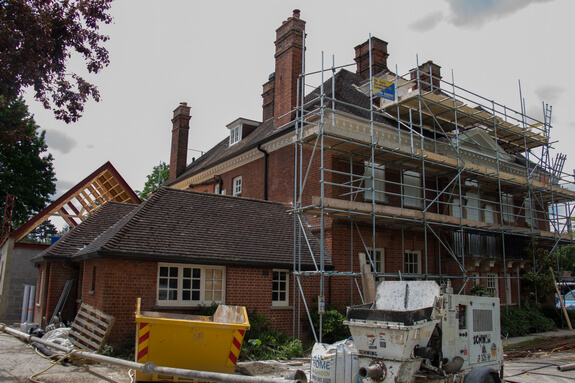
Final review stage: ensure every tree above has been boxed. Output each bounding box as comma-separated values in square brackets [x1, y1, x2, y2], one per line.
[21, 219, 58, 244]
[0, 0, 113, 135]
[0, 97, 56, 227]
[137, 162, 170, 201]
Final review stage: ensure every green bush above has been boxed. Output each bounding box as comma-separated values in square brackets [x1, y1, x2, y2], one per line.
[500, 303, 555, 337]
[314, 308, 351, 344]
[239, 309, 303, 361]
[541, 304, 575, 328]
[307, 300, 351, 344]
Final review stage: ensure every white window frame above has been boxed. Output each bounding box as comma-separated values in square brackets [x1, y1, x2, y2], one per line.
[451, 197, 463, 219]
[404, 250, 421, 274]
[360, 248, 385, 284]
[157, 263, 225, 307]
[272, 269, 289, 306]
[523, 197, 534, 227]
[364, 162, 387, 203]
[486, 273, 498, 298]
[501, 193, 514, 225]
[465, 192, 480, 221]
[229, 125, 242, 146]
[484, 203, 495, 224]
[469, 272, 480, 287]
[233, 176, 242, 197]
[403, 171, 422, 209]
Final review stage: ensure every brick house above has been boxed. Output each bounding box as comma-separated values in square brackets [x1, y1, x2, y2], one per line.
[164, 8, 575, 327]
[33, 9, 575, 345]
[33, 188, 323, 343]
[0, 162, 139, 324]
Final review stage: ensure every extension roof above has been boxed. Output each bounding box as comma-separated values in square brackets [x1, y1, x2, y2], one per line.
[34, 202, 138, 262]
[11, 161, 140, 242]
[70, 188, 327, 269]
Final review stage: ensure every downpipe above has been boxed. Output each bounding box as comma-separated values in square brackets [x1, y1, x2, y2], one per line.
[1, 325, 307, 383]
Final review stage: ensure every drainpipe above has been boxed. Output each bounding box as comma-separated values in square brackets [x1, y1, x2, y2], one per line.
[0, 325, 306, 383]
[257, 145, 269, 200]
[214, 175, 222, 194]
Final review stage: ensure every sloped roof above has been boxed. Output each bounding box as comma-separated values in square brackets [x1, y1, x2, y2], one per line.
[11, 161, 140, 242]
[71, 188, 327, 269]
[34, 202, 138, 261]
[169, 68, 383, 186]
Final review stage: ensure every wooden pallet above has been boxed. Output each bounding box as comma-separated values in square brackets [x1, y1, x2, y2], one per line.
[69, 303, 115, 352]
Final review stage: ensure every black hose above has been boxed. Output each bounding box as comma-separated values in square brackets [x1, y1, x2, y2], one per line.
[31, 341, 66, 362]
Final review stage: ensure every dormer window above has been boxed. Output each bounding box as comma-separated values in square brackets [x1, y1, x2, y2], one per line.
[229, 125, 242, 146]
[227, 117, 261, 147]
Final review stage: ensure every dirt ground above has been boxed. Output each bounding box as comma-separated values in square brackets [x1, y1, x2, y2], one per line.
[504, 336, 575, 360]
[2, 327, 575, 382]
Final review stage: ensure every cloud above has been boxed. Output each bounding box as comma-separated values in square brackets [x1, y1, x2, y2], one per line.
[411, 11, 444, 32]
[45, 130, 78, 154]
[534, 85, 566, 105]
[445, 0, 555, 28]
[53, 179, 77, 198]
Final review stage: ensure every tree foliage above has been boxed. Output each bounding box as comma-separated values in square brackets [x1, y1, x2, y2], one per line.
[521, 238, 556, 304]
[0, 97, 56, 227]
[137, 162, 170, 201]
[0, 0, 113, 134]
[21, 219, 58, 244]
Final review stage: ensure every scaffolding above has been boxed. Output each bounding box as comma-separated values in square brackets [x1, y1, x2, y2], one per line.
[291, 38, 575, 342]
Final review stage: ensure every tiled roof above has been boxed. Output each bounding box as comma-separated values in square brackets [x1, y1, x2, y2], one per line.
[34, 202, 138, 261]
[169, 68, 387, 186]
[72, 188, 327, 269]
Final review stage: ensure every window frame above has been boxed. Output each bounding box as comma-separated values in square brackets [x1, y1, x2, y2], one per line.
[157, 263, 226, 307]
[484, 203, 495, 224]
[272, 269, 289, 307]
[501, 193, 515, 225]
[363, 162, 387, 204]
[465, 192, 480, 221]
[233, 176, 242, 197]
[403, 170, 422, 209]
[404, 250, 421, 274]
[486, 273, 498, 297]
[360, 248, 385, 283]
[229, 125, 242, 146]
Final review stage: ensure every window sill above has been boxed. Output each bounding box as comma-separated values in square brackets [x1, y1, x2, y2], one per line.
[270, 305, 293, 310]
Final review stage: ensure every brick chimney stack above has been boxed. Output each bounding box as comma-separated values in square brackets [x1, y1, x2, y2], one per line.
[354, 37, 389, 79]
[410, 60, 442, 93]
[169, 102, 191, 182]
[262, 72, 275, 121]
[271, 9, 306, 127]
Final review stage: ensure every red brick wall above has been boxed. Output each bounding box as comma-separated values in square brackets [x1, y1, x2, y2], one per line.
[33, 261, 78, 327]
[78, 258, 157, 344]
[71, 259, 324, 345]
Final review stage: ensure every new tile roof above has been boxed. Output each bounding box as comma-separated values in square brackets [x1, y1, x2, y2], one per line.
[34, 202, 138, 261]
[72, 188, 327, 269]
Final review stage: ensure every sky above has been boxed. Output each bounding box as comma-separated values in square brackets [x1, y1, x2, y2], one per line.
[24, 0, 575, 227]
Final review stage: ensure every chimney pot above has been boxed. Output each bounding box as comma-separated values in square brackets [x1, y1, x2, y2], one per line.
[293, 9, 300, 18]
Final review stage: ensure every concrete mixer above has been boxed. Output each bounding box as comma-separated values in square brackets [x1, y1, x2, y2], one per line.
[344, 281, 503, 382]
